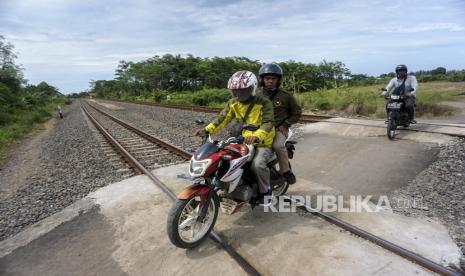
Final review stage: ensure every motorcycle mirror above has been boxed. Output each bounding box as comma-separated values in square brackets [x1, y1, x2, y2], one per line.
[195, 119, 205, 125]
[242, 124, 259, 131]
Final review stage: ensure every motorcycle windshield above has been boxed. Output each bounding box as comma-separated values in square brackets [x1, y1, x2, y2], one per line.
[194, 142, 219, 160]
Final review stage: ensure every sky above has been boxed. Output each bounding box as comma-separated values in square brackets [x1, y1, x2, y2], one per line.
[1, 0, 465, 94]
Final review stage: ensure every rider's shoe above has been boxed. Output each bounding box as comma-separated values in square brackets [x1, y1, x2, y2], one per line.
[283, 170, 296, 184]
[410, 119, 417, 124]
[257, 190, 274, 207]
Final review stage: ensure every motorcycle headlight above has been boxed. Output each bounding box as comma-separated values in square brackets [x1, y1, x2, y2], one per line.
[189, 158, 212, 177]
[391, 95, 400, 100]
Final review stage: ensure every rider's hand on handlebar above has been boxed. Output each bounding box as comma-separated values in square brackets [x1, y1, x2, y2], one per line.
[244, 136, 258, 145]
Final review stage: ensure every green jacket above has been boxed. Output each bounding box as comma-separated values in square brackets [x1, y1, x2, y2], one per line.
[205, 95, 275, 147]
[258, 88, 302, 127]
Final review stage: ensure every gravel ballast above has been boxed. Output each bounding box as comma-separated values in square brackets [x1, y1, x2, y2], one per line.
[390, 138, 465, 260]
[88, 99, 304, 151]
[96, 99, 465, 260]
[0, 101, 124, 241]
[1, 97, 463, 265]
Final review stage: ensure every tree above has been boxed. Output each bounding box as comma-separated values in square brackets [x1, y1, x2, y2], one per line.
[431, 67, 446, 75]
[0, 35, 25, 93]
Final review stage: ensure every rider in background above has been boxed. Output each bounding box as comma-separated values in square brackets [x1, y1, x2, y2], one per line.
[57, 105, 63, 119]
[258, 63, 301, 184]
[381, 64, 418, 123]
[195, 70, 276, 206]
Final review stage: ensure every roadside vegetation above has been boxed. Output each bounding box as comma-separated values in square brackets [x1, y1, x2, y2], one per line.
[89, 54, 465, 118]
[295, 82, 464, 118]
[0, 36, 69, 162]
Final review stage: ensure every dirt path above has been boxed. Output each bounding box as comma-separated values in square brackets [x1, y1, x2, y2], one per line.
[0, 118, 57, 201]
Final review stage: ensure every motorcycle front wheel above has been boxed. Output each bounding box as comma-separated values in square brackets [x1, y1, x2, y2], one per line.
[167, 192, 219, 248]
[387, 119, 396, 140]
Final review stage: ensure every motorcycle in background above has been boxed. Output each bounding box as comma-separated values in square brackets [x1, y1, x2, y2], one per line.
[383, 88, 414, 140]
[57, 105, 64, 119]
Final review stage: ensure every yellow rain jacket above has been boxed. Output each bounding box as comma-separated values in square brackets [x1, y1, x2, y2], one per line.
[205, 95, 275, 147]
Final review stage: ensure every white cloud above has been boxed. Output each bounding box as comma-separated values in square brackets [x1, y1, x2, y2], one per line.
[1, 0, 465, 93]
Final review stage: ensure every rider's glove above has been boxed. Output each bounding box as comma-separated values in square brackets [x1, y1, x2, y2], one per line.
[244, 136, 258, 145]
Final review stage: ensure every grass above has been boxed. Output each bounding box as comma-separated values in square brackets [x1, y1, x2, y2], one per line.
[108, 81, 465, 118]
[0, 100, 69, 163]
[124, 88, 231, 107]
[295, 81, 465, 118]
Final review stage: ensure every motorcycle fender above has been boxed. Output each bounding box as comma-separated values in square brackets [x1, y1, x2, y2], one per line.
[388, 111, 396, 121]
[177, 184, 212, 200]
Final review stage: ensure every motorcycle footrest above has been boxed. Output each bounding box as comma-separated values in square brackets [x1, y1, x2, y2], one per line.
[220, 198, 238, 215]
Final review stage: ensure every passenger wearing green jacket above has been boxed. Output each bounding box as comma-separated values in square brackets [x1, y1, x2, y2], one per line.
[258, 63, 302, 184]
[195, 70, 276, 206]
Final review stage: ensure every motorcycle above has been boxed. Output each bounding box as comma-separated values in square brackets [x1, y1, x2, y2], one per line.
[166, 123, 296, 248]
[57, 106, 64, 119]
[383, 88, 414, 140]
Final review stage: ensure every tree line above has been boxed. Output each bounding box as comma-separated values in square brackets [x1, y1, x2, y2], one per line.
[90, 54, 465, 99]
[1, 36, 64, 118]
[90, 54, 351, 98]
[1, 35, 66, 158]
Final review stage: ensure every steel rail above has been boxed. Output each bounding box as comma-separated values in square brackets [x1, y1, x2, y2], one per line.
[106, 99, 333, 122]
[81, 102, 143, 174]
[106, 99, 465, 135]
[81, 101, 261, 276]
[86, 102, 192, 159]
[312, 119, 465, 138]
[83, 100, 461, 275]
[282, 195, 461, 276]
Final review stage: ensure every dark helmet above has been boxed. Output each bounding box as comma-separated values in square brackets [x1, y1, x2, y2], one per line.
[395, 64, 408, 73]
[258, 63, 283, 90]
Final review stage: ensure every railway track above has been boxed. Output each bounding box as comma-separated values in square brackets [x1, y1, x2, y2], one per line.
[107, 99, 465, 137]
[110, 99, 333, 123]
[81, 100, 460, 275]
[80, 101, 260, 275]
[83, 103, 187, 175]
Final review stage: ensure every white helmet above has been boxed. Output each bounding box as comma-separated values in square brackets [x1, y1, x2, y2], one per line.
[227, 70, 258, 102]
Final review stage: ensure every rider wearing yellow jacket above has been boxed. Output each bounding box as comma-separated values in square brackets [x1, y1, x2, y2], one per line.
[205, 95, 275, 147]
[200, 70, 275, 206]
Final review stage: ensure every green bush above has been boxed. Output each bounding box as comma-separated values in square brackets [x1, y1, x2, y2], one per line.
[0, 99, 63, 162]
[314, 98, 331, 110]
[168, 89, 230, 106]
[152, 91, 166, 103]
[0, 108, 14, 126]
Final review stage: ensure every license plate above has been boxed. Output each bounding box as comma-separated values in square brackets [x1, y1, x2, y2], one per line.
[387, 102, 402, 109]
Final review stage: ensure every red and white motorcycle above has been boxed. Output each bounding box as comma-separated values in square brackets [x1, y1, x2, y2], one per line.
[166, 124, 296, 248]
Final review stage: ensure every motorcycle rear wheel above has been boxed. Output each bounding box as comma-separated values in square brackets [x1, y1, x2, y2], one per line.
[167, 193, 219, 248]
